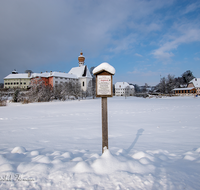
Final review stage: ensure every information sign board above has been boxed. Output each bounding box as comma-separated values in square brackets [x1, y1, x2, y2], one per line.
[97, 75, 112, 96]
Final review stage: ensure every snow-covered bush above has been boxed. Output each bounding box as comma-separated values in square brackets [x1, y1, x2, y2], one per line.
[71, 80, 82, 99]
[26, 79, 90, 102]
[0, 92, 6, 106]
[12, 89, 20, 102]
[27, 78, 53, 102]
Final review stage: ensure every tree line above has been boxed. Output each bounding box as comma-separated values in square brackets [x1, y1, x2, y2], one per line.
[133, 70, 195, 94]
[10, 78, 96, 103]
[157, 70, 195, 94]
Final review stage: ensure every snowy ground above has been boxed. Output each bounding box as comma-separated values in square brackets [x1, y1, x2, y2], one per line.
[0, 96, 200, 189]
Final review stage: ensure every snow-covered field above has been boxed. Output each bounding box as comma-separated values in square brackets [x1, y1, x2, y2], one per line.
[0, 96, 200, 190]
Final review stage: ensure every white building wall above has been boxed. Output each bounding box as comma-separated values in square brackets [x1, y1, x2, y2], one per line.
[79, 77, 92, 92]
[53, 76, 76, 86]
[4, 77, 31, 89]
[115, 82, 135, 96]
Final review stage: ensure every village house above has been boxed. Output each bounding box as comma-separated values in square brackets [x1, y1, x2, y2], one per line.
[115, 82, 135, 96]
[173, 78, 200, 96]
[187, 78, 200, 95]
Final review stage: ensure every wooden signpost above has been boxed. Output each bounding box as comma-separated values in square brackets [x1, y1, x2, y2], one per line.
[93, 63, 115, 153]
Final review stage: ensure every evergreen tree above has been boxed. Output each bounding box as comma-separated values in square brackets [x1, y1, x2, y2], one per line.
[13, 89, 20, 102]
[181, 70, 195, 84]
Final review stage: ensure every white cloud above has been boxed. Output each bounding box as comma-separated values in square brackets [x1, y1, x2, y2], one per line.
[128, 69, 159, 77]
[109, 34, 136, 54]
[194, 57, 200, 61]
[152, 28, 200, 60]
[182, 2, 200, 15]
[135, 53, 143, 57]
[129, 22, 162, 34]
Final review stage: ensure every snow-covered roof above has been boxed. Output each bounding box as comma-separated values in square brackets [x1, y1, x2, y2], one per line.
[115, 82, 130, 88]
[52, 72, 77, 78]
[173, 87, 195, 91]
[129, 85, 135, 89]
[31, 73, 49, 78]
[93, 62, 115, 75]
[4, 73, 31, 79]
[4, 68, 91, 81]
[68, 65, 92, 78]
[31, 72, 77, 79]
[189, 78, 200, 87]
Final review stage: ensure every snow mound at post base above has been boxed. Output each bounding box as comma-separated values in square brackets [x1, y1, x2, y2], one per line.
[11, 146, 26, 154]
[1, 146, 200, 189]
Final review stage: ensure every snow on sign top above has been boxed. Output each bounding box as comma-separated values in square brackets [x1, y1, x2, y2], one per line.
[93, 62, 115, 75]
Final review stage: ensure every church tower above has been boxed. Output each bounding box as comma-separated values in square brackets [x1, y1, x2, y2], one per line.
[78, 51, 85, 67]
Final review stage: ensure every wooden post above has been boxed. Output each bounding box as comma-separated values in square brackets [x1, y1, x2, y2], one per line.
[92, 62, 115, 154]
[102, 97, 108, 153]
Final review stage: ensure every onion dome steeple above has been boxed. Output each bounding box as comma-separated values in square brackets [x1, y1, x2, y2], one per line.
[78, 50, 85, 67]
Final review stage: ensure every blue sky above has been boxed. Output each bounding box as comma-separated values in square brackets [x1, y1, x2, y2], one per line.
[0, 0, 200, 85]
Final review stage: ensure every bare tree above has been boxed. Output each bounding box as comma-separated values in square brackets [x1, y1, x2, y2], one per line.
[28, 78, 52, 102]
[25, 70, 33, 74]
[125, 86, 130, 99]
[0, 91, 6, 106]
[159, 77, 166, 94]
[71, 80, 81, 99]
[53, 84, 63, 100]
[166, 74, 175, 94]
[61, 82, 69, 100]
[89, 67, 96, 99]
[88, 78, 95, 99]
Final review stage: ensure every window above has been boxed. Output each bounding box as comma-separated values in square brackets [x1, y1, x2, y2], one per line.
[5, 83, 7, 85]
[11, 83, 13, 85]
[55, 77, 58, 79]
[83, 81, 84, 87]
[24, 82, 26, 85]
[55, 81, 58, 83]
[60, 77, 63, 79]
